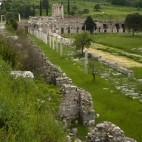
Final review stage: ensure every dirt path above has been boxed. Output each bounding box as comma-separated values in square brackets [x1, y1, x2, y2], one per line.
[87, 48, 142, 68]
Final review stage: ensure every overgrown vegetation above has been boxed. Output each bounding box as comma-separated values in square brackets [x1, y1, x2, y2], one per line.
[0, 57, 67, 141]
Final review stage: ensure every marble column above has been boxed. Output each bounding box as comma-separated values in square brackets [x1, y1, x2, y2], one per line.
[18, 13, 21, 22]
[49, 35, 51, 48]
[56, 36, 58, 52]
[60, 38, 62, 56]
[70, 38, 72, 48]
[52, 35, 54, 49]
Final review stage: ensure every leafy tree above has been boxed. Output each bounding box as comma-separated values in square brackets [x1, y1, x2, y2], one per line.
[82, 16, 96, 34]
[70, 9, 76, 16]
[72, 5, 77, 11]
[111, 0, 129, 6]
[68, 0, 70, 15]
[40, 0, 42, 16]
[24, 4, 30, 18]
[73, 31, 94, 55]
[3, 2, 11, 11]
[125, 13, 142, 36]
[5, 12, 15, 20]
[6, 18, 18, 31]
[94, 4, 101, 11]
[42, 0, 49, 16]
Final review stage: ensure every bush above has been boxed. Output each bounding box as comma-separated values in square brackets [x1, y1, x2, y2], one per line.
[7, 18, 18, 30]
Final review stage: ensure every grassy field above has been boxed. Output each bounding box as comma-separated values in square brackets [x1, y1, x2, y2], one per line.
[63, 33, 142, 79]
[30, 34, 142, 142]
[93, 33, 142, 54]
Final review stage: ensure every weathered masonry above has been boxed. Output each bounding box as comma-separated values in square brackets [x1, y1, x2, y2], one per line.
[27, 3, 125, 35]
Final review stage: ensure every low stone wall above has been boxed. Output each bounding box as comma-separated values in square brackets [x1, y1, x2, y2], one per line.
[56, 77, 72, 86]
[57, 84, 95, 126]
[91, 53, 134, 77]
[23, 38, 95, 126]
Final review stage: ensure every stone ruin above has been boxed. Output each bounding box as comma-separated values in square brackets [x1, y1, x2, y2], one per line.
[4, 34, 95, 126]
[90, 53, 134, 77]
[2, 34, 137, 141]
[27, 3, 126, 36]
[86, 121, 136, 142]
[57, 84, 95, 126]
[10, 71, 34, 80]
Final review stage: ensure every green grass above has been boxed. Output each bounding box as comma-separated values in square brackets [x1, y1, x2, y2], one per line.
[93, 33, 142, 54]
[0, 56, 67, 142]
[63, 33, 142, 78]
[30, 34, 142, 142]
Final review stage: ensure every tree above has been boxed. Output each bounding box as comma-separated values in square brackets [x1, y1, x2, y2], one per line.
[73, 31, 94, 55]
[82, 16, 96, 34]
[67, 0, 70, 15]
[42, 0, 49, 16]
[94, 4, 101, 11]
[125, 13, 142, 36]
[40, 0, 42, 16]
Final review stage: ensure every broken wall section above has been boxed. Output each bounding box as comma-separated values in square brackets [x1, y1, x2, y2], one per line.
[57, 84, 95, 126]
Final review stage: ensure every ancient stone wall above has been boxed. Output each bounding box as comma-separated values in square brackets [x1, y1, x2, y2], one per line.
[86, 121, 136, 142]
[57, 84, 95, 126]
[91, 53, 134, 77]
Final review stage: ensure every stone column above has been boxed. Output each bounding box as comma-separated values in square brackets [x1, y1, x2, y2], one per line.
[57, 5, 60, 16]
[84, 50, 88, 74]
[52, 35, 54, 49]
[49, 35, 51, 48]
[56, 36, 58, 52]
[61, 5, 64, 19]
[18, 13, 21, 22]
[44, 33, 47, 44]
[60, 38, 62, 56]
[37, 30, 39, 38]
[70, 38, 72, 48]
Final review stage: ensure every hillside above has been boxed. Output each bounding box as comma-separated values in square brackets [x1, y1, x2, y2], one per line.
[1, 0, 142, 19]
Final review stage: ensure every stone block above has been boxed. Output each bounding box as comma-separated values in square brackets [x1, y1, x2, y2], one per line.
[81, 110, 95, 121]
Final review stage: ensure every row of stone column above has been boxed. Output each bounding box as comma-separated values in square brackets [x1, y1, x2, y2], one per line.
[49, 34, 63, 56]
[28, 28, 89, 74]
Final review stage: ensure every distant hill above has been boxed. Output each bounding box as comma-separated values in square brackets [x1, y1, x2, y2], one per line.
[1, 0, 142, 19]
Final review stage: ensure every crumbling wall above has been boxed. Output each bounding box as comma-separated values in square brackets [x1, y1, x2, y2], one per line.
[57, 84, 95, 126]
[86, 121, 136, 142]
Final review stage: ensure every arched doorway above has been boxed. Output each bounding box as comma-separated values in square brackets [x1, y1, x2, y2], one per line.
[122, 24, 125, 32]
[67, 27, 70, 34]
[61, 28, 64, 34]
[103, 24, 107, 33]
[115, 23, 119, 32]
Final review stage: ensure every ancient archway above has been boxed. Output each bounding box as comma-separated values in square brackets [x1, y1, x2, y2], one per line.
[77, 27, 79, 33]
[122, 24, 125, 32]
[61, 28, 64, 34]
[67, 27, 70, 34]
[115, 23, 119, 32]
[103, 24, 107, 33]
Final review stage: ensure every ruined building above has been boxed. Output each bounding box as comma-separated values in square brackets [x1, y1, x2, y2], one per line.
[27, 3, 125, 36]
